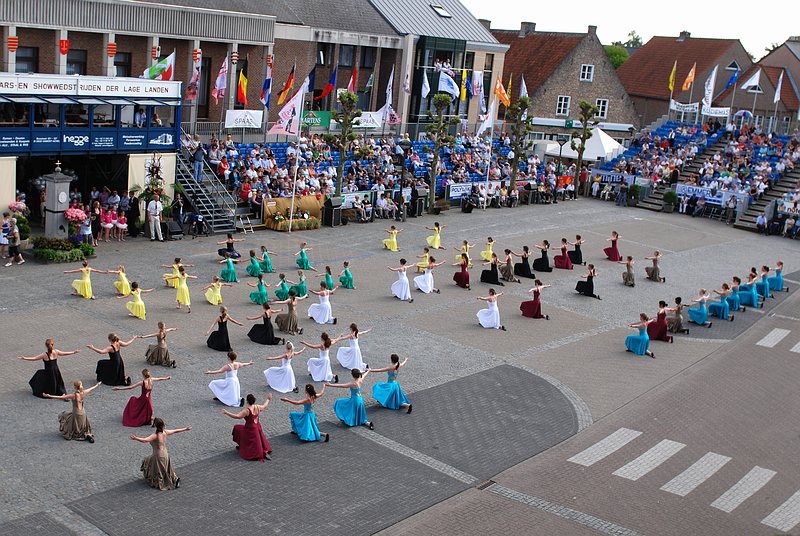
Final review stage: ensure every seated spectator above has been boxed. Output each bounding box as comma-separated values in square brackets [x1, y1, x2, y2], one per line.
[692, 195, 707, 217]
[218, 156, 230, 181]
[784, 214, 797, 238]
[756, 212, 767, 235]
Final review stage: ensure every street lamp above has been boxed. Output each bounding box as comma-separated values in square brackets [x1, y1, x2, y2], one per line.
[555, 134, 570, 176]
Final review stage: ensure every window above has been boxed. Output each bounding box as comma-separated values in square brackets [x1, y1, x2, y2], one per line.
[726, 61, 740, 71]
[753, 115, 763, 128]
[361, 47, 376, 69]
[339, 45, 354, 67]
[64, 103, 89, 127]
[0, 103, 29, 126]
[15, 47, 38, 73]
[430, 4, 452, 17]
[67, 49, 87, 75]
[484, 54, 494, 72]
[556, 95, 570, 116]
[595, 98, 609, 119]
[530, 132, 545, 140]
[33, 104, 59, 127]
[316, 43, 333, 66]
[152, 105, 174, 128]
[92, 104, 116, 127]
[465, 51, 474, 70]
[114, 52, 131, 78]
[580, 64, 594, 82]
[747, 84, 763, 94]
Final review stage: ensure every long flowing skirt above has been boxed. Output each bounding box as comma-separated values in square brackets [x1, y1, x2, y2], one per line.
[220, 266, 238, 283]
[576, 279, 595, 296]
[514, 258, 534, 278]
[453, 268, 470, 288]
[708, 299, 730, 320]
[206, 328, 231, 352]
[383, 236, 399, 251]
[755, 281, 771, 300]
[259, 256, 274, 273]
[372, 381, 409, 410]
[308, 355, 334, 382]
[520, 297, 544, 319]
[96, 356, 127, 386]
[232, 422, 271, 461]
[554, 254, 573, 270]
[625, 332, 650, 356]
[308, 301, 335, 324]
[208, 376, 241, 407]
[29, 362, 66, 399]
[647, 319, 670, 342]
[726, 291, 741, 311]
[145, 345, 174, 367]
[264, 364, 296, 393]
[205, 287, 223, 305]
[58, 410, 93, 440]
[391, 274, 412, 300]
[246, 262, 262, 277]
[337, 345, 367, 370]
[71, 278, 93, 299]
[141, 450, 178, 490]
[248, 319, 283, 345]
[480, 265, 503, 285]
[290, 410, 321, 442]
[413, 271, 435, 293]
[122, 394, 153, 427]
[622, 269, 635, 287]
[604, 244, 621, 262]
[645, 265, 661, 281]
[126, 298, 146, 319]
[477, 304, 501, 329]
[738, 285, 759, 307]
[249, 287, 269, 305]
[767, 273, 784, 292]
[688, 304, 709, 325]
[333, 394, 368, 427]
[567, 248, 583, 265]
[275, 310, 300, 335]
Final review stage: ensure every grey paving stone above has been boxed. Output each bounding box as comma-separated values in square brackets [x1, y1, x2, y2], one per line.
[0, 512, 78, 536]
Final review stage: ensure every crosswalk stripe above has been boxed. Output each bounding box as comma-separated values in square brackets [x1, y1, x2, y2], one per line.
[711, 466, 777, 513]
[660, 452, 731, 496]
[756, 328, 791, 348]
[567, 428, 642, 467]
[762, 489, 800, 532]
[612, 439, 686, 481]
[790, 341, 800, 353]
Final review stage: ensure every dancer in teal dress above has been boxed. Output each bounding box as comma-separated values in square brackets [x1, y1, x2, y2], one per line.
[767, 261, 786, 293]
[709, 284, 734, 321]
[755, 265, 772, 300]
[295, 242, 317, 271]
[326, 368, 374, 429]
[288, 270, 308, 298]
[245, 250, 263, 277]
[274, 274, 290, 301]
[338, 261, 356, 289]
[219, 253, 240, 283]
[625, 313, 655, 357]
[370, 354, 411, 413]
[259, 245, 275, 273]
[247, 274, 270, 305]
[739, 270, 761, 308]
[319, 266, 335, 292]
[727, 277, 743, 312]
[280, 384, 330, 442]
[688, 289, 712, 327]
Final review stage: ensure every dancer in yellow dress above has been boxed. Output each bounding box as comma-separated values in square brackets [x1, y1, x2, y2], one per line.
[108, 265, 132, 296]
[121, 282, 154, 319]
[64, 261, 106, 300]
[416, 247, 430, 273]
[202, 276, 232, 305]
[161, 258, 193, 289]
[425, 222, 446, 249]
[480, 237, 495, 262]
[382, 225, 402, 251]
[454, 240, 475, 267]
[165, 266, 197, 313]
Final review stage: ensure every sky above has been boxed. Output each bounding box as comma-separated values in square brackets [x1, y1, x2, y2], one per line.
[460, 0, 797, 61]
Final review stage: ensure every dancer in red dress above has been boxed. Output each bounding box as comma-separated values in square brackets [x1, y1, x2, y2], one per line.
[553, 238, 573, 270]
[603, 231, 622, 262]
[223, 393, 273, 461]
[452, 253, 471, 289]
[112, 369, 171, 427]
[520, 280, 551, 319]
[646, 301, 673, 343]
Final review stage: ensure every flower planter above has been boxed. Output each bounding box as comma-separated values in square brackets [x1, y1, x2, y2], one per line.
[662, 203, 675, 213]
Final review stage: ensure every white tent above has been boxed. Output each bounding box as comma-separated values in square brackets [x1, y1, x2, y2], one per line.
[544, 127, 623, 162]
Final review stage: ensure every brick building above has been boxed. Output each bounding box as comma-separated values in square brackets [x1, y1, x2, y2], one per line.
[714, 65, 799, 134]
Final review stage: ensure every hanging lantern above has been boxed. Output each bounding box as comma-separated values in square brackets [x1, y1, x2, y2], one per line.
[59, 39, 70, 55]
[231, 51, 239, 65]
[107, 42, 117, 58]
[151, 46, 160, 59]
[192, 48, 202, 62]
[7, 36, 19, 53]
[266, 54, 273, 67]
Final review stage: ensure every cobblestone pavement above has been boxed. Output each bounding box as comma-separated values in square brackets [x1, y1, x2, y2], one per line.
[2, 199, 800, 535]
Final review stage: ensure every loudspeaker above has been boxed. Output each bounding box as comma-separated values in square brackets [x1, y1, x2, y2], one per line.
[322, 206, 342, 227]
[324, 196, 342, 209]
[416, 188, 428, 197]
[167, 220, 184, 240]
[461, 199, 474, 213]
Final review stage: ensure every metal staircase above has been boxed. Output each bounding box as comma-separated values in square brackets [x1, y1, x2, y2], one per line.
[175, 141, 237, 234]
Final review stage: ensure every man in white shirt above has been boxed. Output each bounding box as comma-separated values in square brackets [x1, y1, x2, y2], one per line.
[147, 194, 164, 242]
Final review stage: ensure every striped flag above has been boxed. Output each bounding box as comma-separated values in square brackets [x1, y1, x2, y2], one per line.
[260, 63, 272, 109]
[210, 57, 228, 105]
[237, 62, 248, 107]
[277, 62, 296, 106]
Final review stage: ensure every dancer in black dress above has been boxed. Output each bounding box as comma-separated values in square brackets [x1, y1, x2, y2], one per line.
[206, 306, 243, 352]
[18, 338, 80, 398]
[88, 333, 135, 386]
[480, 253, 504, 286]
[567, 235, 586, 266]
[513, 246, 535, 279]
[532, 241, 553, 272]
[576, 264, 601, 299]
[217, 233, 244, 259]
[246, 303, 285, 345]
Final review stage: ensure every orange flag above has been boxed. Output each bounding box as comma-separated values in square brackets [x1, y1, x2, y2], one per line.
[681, 62, 696, 91]
[494, 77, 510, 107]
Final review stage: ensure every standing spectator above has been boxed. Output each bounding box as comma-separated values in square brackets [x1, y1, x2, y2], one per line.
[724, 196, 737, 225]
[171, 194, 185, 227]
[616, 181, 629, 207]
[4, 217, 24, 266]
[127, 191, 141, 238]
[756, 212, 767, 235]
[0, 211, 11, 259]
[192, 135, 206, 183]
[118, 190, 131, 215]
[147, 194, 164, 242]
[107, 189, 121, 209]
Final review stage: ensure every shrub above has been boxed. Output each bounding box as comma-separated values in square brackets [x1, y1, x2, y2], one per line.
[78, 242, 96, 257]
[33, 237, 74, 251]
[628, 184, 641, 199]
[662, 189, 678, 205]
[32, 248, 86, 263]
[15, 215, 31, 241]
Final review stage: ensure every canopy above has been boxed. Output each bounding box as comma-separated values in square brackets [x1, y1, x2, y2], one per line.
[544, 127, 623, 162]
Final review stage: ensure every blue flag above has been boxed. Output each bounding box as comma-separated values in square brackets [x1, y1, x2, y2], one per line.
[724, 69, 739, 91]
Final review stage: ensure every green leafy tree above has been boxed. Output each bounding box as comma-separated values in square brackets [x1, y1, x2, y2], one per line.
[604, 45, 630, 69]
[613, 30, 643, 48]
[424, 94, 459, 211]
[571, 100, 600, 196]
[324, 91, 364, 196]
[504, 95, 535, 190]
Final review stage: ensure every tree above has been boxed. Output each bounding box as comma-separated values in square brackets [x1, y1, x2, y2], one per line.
[604, 45, 630, 69]
[503, 95, 535, 190]
[424, 94, 459, 211]
[324, 91, 364, 196]
[613, 30, 643, 48]
[571, 100, 600, 196]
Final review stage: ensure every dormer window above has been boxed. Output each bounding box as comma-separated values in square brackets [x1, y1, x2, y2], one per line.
[430, 4, 452, 17]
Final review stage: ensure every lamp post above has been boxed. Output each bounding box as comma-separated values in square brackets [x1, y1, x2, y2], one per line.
[555, 134, 570, 176]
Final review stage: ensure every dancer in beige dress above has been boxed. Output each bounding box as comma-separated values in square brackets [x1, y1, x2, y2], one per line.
[272, 290, 308, 336]
[44, 379, 101, 443]
[139, 322, 177, 368]
[130, 417, 191, 490]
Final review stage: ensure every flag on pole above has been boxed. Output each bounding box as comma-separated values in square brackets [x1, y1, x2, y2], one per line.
[472, 71, 485, 113]
[210, 57, 228, 105]
[723, 68, 739, 91]
[314, 67, 336, 100]
[702, 64, 717, 106]
[306, 66, 316, 97]
[184, 54, 201, 101]
[143, 51, 175, 81]
[681, 62, 696, 91]
[347, 66, 358, 93]
[403, 72, 411, 94]
[740, 68, 761, 90]
[774, 70, 784, 103]
[259, 64, 272, 109]
[381, 67, 394, 121]
[269, 76, 309, 136]
[668, 60, 677, 92]
[519, 75, 528, 120]
[494, 77, 510, 107]
[421, 70, 430, 98]
[438, 71, 460, 100]
[277, 62, 296, 105]
[507, 73, 513, 101]
[466, 71, 474, 99]
[364, 72, 374, 94]
[460, 69, 468, 101]
[476, 98, 497, 137]
[237, 62, 249, 107]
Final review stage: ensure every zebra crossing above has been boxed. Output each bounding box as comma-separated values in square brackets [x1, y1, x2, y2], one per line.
[568, 427, 799, 533]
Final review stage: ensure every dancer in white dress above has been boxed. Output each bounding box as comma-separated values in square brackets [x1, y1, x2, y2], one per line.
[205, 352, 254, 407]
[307, 282, 338, 325]
[337, 323, 371, 370]
[264, 342, 305, 394]
[301, 332, 343, 383]
[413, 257, 446, 294]
[387, 259, 413, 302]
[477, 288, 506, 330]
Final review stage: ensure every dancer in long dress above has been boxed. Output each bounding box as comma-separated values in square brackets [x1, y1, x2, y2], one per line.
[767, 261, 787, 293]
[89, 333, 134, 386]
[288, 270, 308, 298]
[302, 333, 341, 383]
[567, 235, 586, 266]
[415, 247, 430, 273]
[219, 253, 241, 283]
[112, 369, 170, 427]
[295, 242, 317, 271]
[338, 261, 356, 289]
[425, 222, 446, 249]
[414, 257, 445, 294]
[120, 282, 154, 320]
[452, 253, 471, 289]
[728, 276, 744, 312]
[337, 324, 370, 370]
[388, 259, 413, 302]
[246, 303, 284, 345]
[274, 273, 291, 301]
[620, 256, 635, 287]
[245, 250, 263, 277]
[164, 266, 196, 313]
[203, 276, 233, 305]
[667, 297, 689, 334]
[480, 253, 504, 286]
[223, 393, 273, 461]
[206, 351, 253, 407]
[319, 265, 336, 292]
[625, 313, 655, 358]
[272, 291, 308, 336]
[264, 342, 304, 393]
[454, 240, 475, 267]
[205, 306, 243, 352]
[217, 233, 244, 259]
[282, 384, 330, 442]
[326, 368, 374, 430]
[755, 265, 773, 300]
[709, 284, 735, 321]
[307, 281, 338, 325]
[371, 354, 411, 413]
[108, 265, 131, 296]
[44, 379, 100, 442]
[246, 274, 270, 305]
[603, 231, 622, 262]
[576, 264, 601, 299]
[647, 301, 673, 343]
[499, 249, 521, 283]
[258, 245, 276, 273]
[687, 289, 713, 328]
[644, 251, 666, 282]
[477, 288, 506, 330]
[140, 322, 177, 368]
[480, 237, 494, 262]
[739, 268, 762, 309]
[553, 238, 573, 270]
[18, 338, 79, 398]
[532, 241, 553, 273]
[65, 261, 105, 299]
[130, 418, 191, 490]
[513, 246, 535, 279]
[520, 280, 550, 319]
[382, 225, 402, 251]
[161, 258, 192, 289]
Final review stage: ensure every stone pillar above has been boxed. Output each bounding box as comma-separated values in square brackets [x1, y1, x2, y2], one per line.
[102, 33, 116, 77]
[227, 42, 239, 112]
[3, 26, 16, 73]
[43, 164, 73, 238]
[55, 29, 68, 75]
[146, 35, 160, 69]
[396, 35, 415, 133]
[188, 39, 201, 134]
[370, 47, 382, 111]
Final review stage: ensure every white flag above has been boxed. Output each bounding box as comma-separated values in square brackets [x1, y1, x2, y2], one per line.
[740, 68, 761, 90]
[383, 67, 394, 121]
[211, 57, 228, 104]
[268, 77, 309, 137]
[421, 70, 430, 99]
[472, 71, 485, 114]
[774, 70, 784, 104]
[438, 71, 460, 100]
[403, 72, 411, 94]
[476, 98, 497, 138]
[519, 75, 529, 120]
[703, 65, 717, 106]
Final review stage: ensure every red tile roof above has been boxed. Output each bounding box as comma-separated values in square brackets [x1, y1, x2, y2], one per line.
[618, 36, 742, 100]
[492, 30, 584, 94]
[715, 64, 799, 111]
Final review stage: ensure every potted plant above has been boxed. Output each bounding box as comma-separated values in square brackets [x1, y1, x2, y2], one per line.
[662, 189, 678, 213]
[628, 183, 641, 207]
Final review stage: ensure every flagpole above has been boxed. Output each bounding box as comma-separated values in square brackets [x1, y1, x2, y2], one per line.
[687, 83, 694, 124]
[772, 100, 778, 134]
[751, 90, 757, 126]
[729, 83, 736, 126]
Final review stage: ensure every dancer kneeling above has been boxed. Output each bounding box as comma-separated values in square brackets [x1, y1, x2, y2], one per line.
[222, 393, 272, 461]
[326, 368, 374, 430]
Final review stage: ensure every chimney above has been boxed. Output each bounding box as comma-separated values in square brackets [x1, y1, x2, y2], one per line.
[478, 19, 491, 31]
[587, 25, 597, 36]
[789, 36, 800, 42]
[519, 22, 536, 38]
[677, 31, 691, 42]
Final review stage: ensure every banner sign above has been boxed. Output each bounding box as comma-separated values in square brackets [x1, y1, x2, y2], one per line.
[224, 110, 263, 129]
[669, 99, 699, 113]
[448, 183, 473, 200]
[0, 73, 180, 99]
[301, 110, 331, 129]
[675, 183, 749, 206]
[701, 105, 731, 118]
[591, 169, 635, 185]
